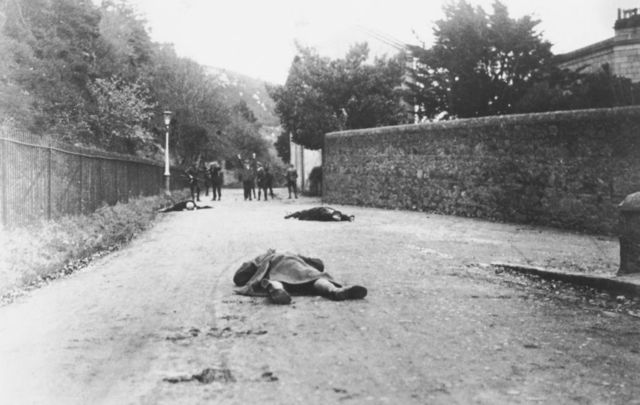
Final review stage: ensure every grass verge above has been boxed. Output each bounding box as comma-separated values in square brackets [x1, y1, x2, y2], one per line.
[0, 191, 189, 304]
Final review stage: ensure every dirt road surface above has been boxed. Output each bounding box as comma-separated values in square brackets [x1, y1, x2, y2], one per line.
[1, 188, 639, 404]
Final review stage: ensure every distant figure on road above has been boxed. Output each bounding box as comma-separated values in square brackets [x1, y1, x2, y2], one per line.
[238, 160, 255, 201]
[185, 164, 200, 202]
[209, 161, 224, 201]
[233, 249, 367, 305]
[286, 164, 298, 199]
[249, 153, 259, 200]
[202, 164, 212, 197]
[256, 166, 269, 201]
[264, 164, 275, 199]
[285, 206, 354, 222]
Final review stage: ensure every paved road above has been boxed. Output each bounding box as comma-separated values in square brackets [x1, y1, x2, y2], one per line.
[1, 188, 639, 404]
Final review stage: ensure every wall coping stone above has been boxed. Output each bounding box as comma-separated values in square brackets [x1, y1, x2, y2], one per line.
[326, 106, 640, 140]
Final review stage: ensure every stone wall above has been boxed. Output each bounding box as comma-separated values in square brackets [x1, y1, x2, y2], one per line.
[323, 106, 640, 235]
[614, 43, 640, 81]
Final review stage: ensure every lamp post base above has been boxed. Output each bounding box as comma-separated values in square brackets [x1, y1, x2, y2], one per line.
[164, 175, 171, 196]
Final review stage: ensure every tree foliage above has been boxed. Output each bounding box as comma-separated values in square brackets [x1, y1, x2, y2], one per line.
[273, 130, 290, 163]
[269, 43, 408, 150]
[0, 0, 275, 168]
[407, 0, 553, 119]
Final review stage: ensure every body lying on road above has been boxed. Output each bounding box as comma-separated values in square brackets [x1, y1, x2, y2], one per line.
[233, 249, 367, 305]
[158, 200, 213, 212]
[284, 206, 354, 222]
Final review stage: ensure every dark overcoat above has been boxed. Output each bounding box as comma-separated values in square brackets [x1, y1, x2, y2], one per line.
[233, 250, 340, 296]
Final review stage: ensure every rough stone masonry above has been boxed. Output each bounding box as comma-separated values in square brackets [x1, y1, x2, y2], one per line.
[323, 106, 640, 235]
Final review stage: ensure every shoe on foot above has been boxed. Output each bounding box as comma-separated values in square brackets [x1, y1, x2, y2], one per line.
[331, 285, 367, 301]
[268, 287, 292, 305]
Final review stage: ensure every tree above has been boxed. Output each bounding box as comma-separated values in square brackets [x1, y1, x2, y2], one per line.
[227, 114, 270, 162]
[2, 0, 105, 139]
[87, 77, 156, 153]
[274, 130, 290, 163]
[97, 0, 154, 82]
[147, 44, 232, 163]
[232, 100, 257, 123]
[407, 0, 553, 119]
[0, 0, 278, 166]
[269, 43, 408, 150]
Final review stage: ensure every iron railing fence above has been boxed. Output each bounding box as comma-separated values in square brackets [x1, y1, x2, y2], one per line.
[0, 128, 187, 228]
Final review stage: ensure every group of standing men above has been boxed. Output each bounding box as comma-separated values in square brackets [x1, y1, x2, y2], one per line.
[184, 155, 300, 202]
[185, 161, 224, 202]
[237, 154, 275, 201]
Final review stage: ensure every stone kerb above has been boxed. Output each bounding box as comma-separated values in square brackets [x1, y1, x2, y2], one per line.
[323, 106, 640, 235]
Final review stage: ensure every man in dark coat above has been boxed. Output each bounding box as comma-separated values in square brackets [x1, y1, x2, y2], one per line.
[256, 166, 269, 201]
[286, 164, 298, 199]
[249, 153, 259, 200]
[238, 160, 255, 201]
[209, 161, 224, 201]
[202, 164, 212, 197]
[264, 164, 275, 199]
[233, 249, 367, 305]
[285, 206, 354, 222]
[185, 164, 200, 202]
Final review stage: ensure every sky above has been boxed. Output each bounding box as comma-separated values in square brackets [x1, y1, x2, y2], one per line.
[129, 0, 640, 84]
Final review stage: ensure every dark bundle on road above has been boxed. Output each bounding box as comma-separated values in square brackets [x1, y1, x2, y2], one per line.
[158, 200, 213, 212]
[285, 207, 354, 222]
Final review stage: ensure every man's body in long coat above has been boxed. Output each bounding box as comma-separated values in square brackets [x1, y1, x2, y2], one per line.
[233, 250, 367, 304]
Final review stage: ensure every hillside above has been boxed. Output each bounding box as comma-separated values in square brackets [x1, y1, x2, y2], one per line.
[207, 66, 280, 127]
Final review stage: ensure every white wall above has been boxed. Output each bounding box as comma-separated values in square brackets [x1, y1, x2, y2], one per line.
[290, 137, 322, 191]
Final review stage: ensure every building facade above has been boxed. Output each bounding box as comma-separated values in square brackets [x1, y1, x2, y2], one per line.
[556, 8, 640, 82]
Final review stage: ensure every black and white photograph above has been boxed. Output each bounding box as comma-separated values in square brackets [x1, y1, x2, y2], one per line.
[1, 0, 640, 403]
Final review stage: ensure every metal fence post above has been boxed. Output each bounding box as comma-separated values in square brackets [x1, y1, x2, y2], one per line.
[78, 155, 83, 214]
[1, 138, 6, 227]
[47, 145, 52, 219]
[114, 161, 118, 204]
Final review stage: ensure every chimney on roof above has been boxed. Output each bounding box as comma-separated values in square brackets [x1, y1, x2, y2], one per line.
[615, 7, 640, 41]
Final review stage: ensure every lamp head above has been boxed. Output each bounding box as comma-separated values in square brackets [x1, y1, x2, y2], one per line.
[163, 110, 172, 126]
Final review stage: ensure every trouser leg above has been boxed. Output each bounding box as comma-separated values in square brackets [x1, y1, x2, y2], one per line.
[312, 278, 339, 297]
[313, 279, 368, 301]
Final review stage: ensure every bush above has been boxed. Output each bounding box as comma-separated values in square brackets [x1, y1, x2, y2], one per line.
[0, 191, 188, 299]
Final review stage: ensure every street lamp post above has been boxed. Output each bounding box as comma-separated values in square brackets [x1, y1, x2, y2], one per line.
[163, 110, 172, 195]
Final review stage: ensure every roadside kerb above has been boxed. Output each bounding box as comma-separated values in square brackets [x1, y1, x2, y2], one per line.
[492, 262, 640, 298]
